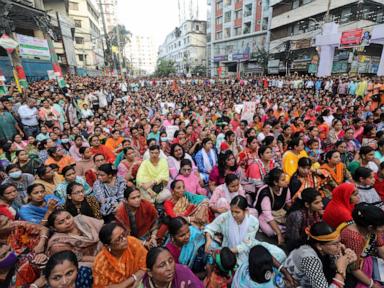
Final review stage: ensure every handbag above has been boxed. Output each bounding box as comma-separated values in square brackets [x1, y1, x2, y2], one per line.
[152, 182, 164, 194]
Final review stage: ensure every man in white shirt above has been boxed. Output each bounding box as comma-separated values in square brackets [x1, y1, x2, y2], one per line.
[18, 98, 39, 137]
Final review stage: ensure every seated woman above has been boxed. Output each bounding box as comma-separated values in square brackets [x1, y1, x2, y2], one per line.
[46, 209, 103, 267]
[44, 250, 92, 288]
[341, 203, 384, 288]
[54, 165, 92, 201]
[35, 165, 63, 195]
[165, 216, 208, 273]
[348, 146, 379, 176]
[335, 140, 354, 168]
[210, 174, 245, 215]
[14, 150, 41, 175]
[65, 182, 102, 219]
[19, 183, 62, 225]
[289, 157, 325, 201]
[353, 167, 381, 204]
[164, 179, 210, 228]
[93, 222, 147, 288]
[115, 186, 158, 249]
[205, 196, 286, 266]
[243, 145, 278, 189]
[93, 163, 126, 222]
[253, 168, 291, 245]
[141, 247, 203, 288]
[0, 183, 18, 219]
[281, 137, 308, 181]
[323, 183, 360, 229]
[320, 150, 352, 198]
[117, 147, 141, 186]
[136, 144, 170, 203]
[209, 150, 239, 192]
[195, 138, 217, 184]
[285, 188, 324, 252]
[204, 247, 237, 288]
[284, 221, 357, 288]
[175, 159, 207, 196]
[168, 143, 196, 179]
[232, 245, 285, 288]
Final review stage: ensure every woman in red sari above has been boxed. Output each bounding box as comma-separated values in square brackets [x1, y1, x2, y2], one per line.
[115, 186, 158, 249]
[323, 183, 360, 229]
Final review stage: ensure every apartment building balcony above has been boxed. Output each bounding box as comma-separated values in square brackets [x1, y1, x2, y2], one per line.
[234, 18, 242, 27]
[215, 24, 223, 32]
[234, 0, 243, 10]
[216, 8, 223, 17]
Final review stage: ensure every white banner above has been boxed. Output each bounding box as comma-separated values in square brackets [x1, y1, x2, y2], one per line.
[166, 125, 179, 141]
[16, 34, 50, 60]
[241, 102, 257, 123]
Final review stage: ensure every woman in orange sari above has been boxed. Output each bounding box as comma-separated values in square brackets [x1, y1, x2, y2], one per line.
[320, 150, 352, 198]
[93, 222, 147, 288]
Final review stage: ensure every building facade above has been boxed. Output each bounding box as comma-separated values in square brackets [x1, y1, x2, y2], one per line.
[268, 0, 384, 75]
[125, 35, 157, 76]
[96, 0, 118, 33]
[158, 20, 207, 75]
[68, 0, 104, 70]
[207, 0, 270, 77]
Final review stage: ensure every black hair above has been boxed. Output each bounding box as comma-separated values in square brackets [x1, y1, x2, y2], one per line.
[245, 128, 256, 139]
[180, 158, 192, 170]
[262, 136, 275, 146]
[170, 179, 184, 190]
[216, 247, 236, 277]
[248, 245, 273, 284]
[224, 130, 235, 141]
[124, 186, 140, 199]
[79, 146, 87, 155]
[258, 145, 272, 158]
[352, 203, 384, 229]
[289, 188, 321, 214]
[287, 137, 302, 151]
[61, 165, 75, 177]
[298, 157, 312, 168]
[26, 183, 45, 195]
[246, 136, 257, 146]
[335, 140, 346, 148]
[218, 150, 237, 177]
[224, 173, 239, 186]
[47, 147, 57, 157]
[352, 167, 373, 182]
[99, 222, 124, 245]
[47, 209, 67, 228]
[66, 182, 83, 195]
[325, 150, 339, 161]
[149, 144, 160, 151]
[307, 221, 335, 245]
[98, 163, 117, 176]
[202, 137, 212, 146]
[146, 247, 171, 270]
[44, 250, 78, 279]
[5, 164, 19, 174]
[0, 183, 16, 198]
[360, 146, 374, 157]
[147, 138, 156, 146]
[378, 139, 384, 148]
[163, 216, 188, 236]
[230, 195, 248, 210]
[170, 143, 185, 160]
[264, 168, 283, 187]
[93, 153, 105, 162]
[363, 124, 376, 136]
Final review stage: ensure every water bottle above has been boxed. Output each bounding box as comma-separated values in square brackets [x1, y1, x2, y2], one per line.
[274, 273, 285, 288]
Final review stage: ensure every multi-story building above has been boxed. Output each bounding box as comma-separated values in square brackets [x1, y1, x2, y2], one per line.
[158, 20, 207, 75]
[68, 0, 104, 71]
[96, 0, 118, 33]
[125, 35, 157, 76]
[268, 0, 384, 75]
[207, 0, 270, 77]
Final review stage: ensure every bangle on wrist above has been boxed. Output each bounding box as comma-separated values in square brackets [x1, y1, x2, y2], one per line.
[131, 273, 138, 282]
[30, 284, 39, 288]
[277, 264, 283, 272]
[369, 279, 374, 288]
[336, 269, 346, 280]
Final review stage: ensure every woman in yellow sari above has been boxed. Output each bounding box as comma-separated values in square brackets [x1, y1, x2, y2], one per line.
[282, 137, 308, 181]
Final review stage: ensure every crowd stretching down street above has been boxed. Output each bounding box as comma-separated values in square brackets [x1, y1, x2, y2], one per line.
[0, 74, 384, 288]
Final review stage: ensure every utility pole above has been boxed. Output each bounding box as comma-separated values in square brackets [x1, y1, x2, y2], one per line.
[98, 0, 113, 71]
[324, 0, 332, 22]
[115, 24, 124, 79]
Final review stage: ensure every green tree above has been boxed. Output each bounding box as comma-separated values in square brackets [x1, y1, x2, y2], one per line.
[154, 59, 176, 77]
[253, 47, 269, 73]
[108, 24, 131, 48]
[191, 65, 207, 76]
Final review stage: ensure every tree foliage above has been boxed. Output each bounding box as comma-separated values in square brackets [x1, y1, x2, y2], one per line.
[191, 65, 207, 76]
[108, 24, 131, 48]
[154, 59, 176, 77]
[253, 47, 269, 72]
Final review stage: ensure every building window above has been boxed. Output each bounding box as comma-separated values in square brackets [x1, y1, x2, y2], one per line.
[224, 11, 231, 22]
[78, 54, 86, 62]
[243, 22, 251, 34]
[225, 27, 231, 38]
[74, 20, 82, 28]
[216, 31, 223, 40]
[75, 37, 84, 44]
[235, 10, 242, 19]
[244, 4, 252, 17]
[215, 17, 223, 25]
[69, 1, 79, 10]
[234, 27, 241, 36]
[196, 25, 200, 31]
[224, 0, 231, 6]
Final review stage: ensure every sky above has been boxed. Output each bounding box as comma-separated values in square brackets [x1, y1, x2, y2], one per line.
[117, 0, 207, 49]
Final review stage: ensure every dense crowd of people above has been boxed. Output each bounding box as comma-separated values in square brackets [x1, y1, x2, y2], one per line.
[0, 74, 383, 287]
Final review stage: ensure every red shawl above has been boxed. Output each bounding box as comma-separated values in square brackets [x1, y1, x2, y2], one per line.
[115, 199, 157, 239]
[323, 183, 356, 229]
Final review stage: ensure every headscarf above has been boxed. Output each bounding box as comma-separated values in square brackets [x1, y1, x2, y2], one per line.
[323, 183, 356, 229]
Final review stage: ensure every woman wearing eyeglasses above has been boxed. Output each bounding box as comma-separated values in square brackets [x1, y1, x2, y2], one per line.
[93, 222, 147, 288]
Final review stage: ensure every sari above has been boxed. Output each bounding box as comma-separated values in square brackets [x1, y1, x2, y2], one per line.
[115, 199, 158, 239]
[166, 225, 206, 268]
[140, 264, 204, 288]
[93, 236, 147, 288]
[231, 264, 281, 288]
[19, 194, 63, 224]
[46, 215, 103, 267]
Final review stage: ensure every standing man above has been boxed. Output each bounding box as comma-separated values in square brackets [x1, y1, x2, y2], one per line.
[18, 98, 39, 137]
[0, 99, 24, 141]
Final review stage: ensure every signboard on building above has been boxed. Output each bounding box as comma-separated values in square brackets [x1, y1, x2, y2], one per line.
[213, 55, 227, 62]
[291, 39, 312, 50]
[57, 13, 77, 67]
[232, 53, 249, 61]
[339, 28, 371, 49]
[16, 34, 50, 60]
